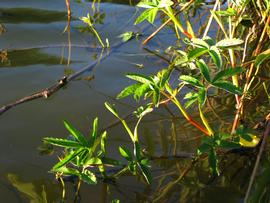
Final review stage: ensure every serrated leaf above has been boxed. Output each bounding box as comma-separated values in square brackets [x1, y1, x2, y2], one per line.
[191, 38, 210, 48]
[212, 67, 244, 82]
[43, 137, 81, 148]
[53, 148, 86, 170]
[196, 59, 211, 82]
[117, 83, 141, 99]
[212, 81, 243, 95]
[134, 83, 151, 101]
[209, 46, 222, 69]
[138, 163, 152, 184]
[135, 8, 158, 24]
[179, 75, 204, 88]
[80, 169, 97, 185]
[126, 73, 153, 84]
[216, 38, 244, 48]
[187, 47, 208, 61]
[198, 88, 207, 105]
[119, 146, 133, 161]
[63, 120, 88, 146]
[254, 49, 270, 67]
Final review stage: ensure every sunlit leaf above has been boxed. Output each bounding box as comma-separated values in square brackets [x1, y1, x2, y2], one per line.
[209, 46, 222, 69]
[198, 88, 207, 105]
[43, 137, 81, 148]
[80, 169, 97, 184]
[119, 146, 133, 161]
[212, 67, 244, 82]
[89, 117, 98, 147]
[187, 47, 208, 61]
[63, 120, 88, 146]
[135, 8, 158, 24]
[52, 148, 86, 170]
[179, 75, 204, 88]
[212, 80, 243, 95]
[117, 83, 141, 99]
[216, 38, 244, 48]
[196, 59, 211, 82]
[126, 73, 153, 84]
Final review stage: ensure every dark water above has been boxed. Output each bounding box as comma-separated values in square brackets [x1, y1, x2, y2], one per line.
[0, 1, 267, 202]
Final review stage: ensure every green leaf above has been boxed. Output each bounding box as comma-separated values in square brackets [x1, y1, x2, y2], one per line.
[126, 73, 153, 84]
[209, 46, 222, 69]
[187, 47, 208, 61]
[119, 146, 133, 161]
[191, 38, 210, 49]
[152, 86, 160, 106]
[196, 59, 211, 82]
[138, 163, 152, 184]
[135, 8, 158, 24]
[52, 148, 86, 170]
[43, 137, 81, 148]
[101, 131, 107, 154]
[209, 148, 219, 175]
[198, 88, 207, 105]
[212, 81, 243, 95]
[212, 67, 244, 82]
[137, 1, 157, 8]
[134, 83, 151, 101]
[53, 166, 80, 176]
[216, 8, 237, 16]
[63, 120, 88, 146]
[157, 0, 174, 8]
[254, 49, 270, 67]
[179, 75, 204, 88]
[219, 140, 241, 150]
[89, 117, 98, 147]
[197, 143, 211, 155]
[104, 102, 120, 119]
[84, 157, 102, 166]
[80, 169, 97, 185]
[118, 31, 134, 42]
[117, 83, 141, 99]
[216, 38, 244, 48]
[240, 133, 253, 142]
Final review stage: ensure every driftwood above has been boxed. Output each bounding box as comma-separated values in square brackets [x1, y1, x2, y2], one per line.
[0, 42, 121, 115]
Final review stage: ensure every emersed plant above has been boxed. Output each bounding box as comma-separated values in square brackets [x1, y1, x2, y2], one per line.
[43, 0, 270, 201]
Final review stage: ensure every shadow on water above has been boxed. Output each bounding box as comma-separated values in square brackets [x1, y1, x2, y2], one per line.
[0, 8, 67, 23]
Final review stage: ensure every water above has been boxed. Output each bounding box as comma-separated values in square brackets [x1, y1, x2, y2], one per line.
[0, 1, 266, 202]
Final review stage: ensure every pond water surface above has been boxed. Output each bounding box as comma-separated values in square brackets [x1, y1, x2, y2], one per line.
[0, 1, 266, 202]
